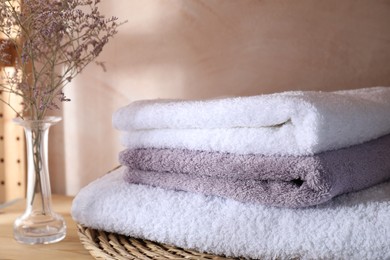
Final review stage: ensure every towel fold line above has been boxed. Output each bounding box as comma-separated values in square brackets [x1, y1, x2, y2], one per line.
[124, 168, 333, 208]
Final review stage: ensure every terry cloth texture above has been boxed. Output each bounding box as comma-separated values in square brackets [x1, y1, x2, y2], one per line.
[120, 134, 390, 208]
[113, 86, 390, 155]
[71, 167, 390, 260]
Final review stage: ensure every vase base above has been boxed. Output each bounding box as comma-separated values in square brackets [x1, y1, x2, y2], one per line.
[14, 231, 66, 245]
[14, 212, 67, 244]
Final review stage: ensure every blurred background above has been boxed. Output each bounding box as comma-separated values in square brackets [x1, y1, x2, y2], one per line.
[2, 0, 390, 197]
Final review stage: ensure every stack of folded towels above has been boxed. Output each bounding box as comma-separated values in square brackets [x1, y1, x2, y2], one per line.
[72, 86, 390, 259]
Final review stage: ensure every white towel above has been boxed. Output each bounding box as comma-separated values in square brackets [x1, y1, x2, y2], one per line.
[113, 86, 390, 155]
[72, 167, 390, 260]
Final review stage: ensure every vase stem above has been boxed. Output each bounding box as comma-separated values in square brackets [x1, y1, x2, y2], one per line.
[13, 116, 66, 244]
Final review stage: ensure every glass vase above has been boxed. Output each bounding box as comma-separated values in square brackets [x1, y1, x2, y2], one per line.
[13, 116, 66, 244]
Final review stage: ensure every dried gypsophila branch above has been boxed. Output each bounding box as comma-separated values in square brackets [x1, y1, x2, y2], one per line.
[0, 0, 125, 120]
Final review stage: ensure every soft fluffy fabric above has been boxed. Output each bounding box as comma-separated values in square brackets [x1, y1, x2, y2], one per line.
[113, 86, 390, 155]
[71, 167, 390, 260]
[120, 134, 390, 208]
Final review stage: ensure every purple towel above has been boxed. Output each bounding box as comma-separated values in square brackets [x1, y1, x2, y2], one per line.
[120, 135, 390, 208]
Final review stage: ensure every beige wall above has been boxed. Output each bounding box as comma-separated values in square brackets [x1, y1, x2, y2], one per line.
[50, 0, 390, 195]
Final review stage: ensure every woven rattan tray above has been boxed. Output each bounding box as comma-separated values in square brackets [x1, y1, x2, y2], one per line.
[77, 224, 245, 260]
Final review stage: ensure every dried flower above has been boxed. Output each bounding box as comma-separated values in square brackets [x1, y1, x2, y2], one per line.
[0, 0, 125, 120]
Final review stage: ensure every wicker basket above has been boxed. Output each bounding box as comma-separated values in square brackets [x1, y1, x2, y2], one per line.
[77, 224, 245, 260]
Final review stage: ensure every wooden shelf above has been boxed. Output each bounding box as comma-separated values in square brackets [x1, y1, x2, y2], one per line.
[0, 195, 93, 259]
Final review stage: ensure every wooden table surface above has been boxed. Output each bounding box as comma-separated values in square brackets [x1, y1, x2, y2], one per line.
[0, 195, 93, 259]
